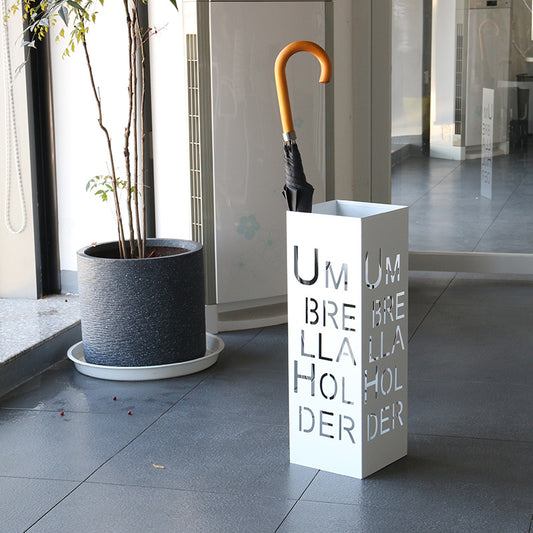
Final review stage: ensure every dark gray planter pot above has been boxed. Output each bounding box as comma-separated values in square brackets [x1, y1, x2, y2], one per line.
[77, 238, 206, 367]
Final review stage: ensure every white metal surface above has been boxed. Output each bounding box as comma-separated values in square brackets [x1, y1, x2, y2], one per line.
[287, 200, 408, 479]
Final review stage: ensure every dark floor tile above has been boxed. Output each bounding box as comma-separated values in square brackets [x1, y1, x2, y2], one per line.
[172, 371, 288, 425]
[409, 378, 533, 441]
[278, 500, 444, 533]
[216, 324, 288, 376]
[408, 303, 431, 339]
[392, 152, 533, 253]
[408, 303, 533, 385]
[0, 477, 77, 533]
[218, 327, 262, 353]
[0, 359, 209, 415]
[298, 434, 533, 533]
[89, 414, 315, 499]
[408, 212, 489, 253]
[408, 271, 454, 305]
[475, 220, 533, 253]
[439, 275, 533, 309]
[392, 157, 461, 185]
[28, 482, 295, 533]
[0, 409, 154, 481]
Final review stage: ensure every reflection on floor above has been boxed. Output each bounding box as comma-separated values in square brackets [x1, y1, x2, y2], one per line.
[0, 272, 532, 532]
[392, 146, 533, 253]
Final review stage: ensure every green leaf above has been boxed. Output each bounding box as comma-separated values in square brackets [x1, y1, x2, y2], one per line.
[66, 0, 87, 13]
[58, 6, 68, 25]
[168, 0, 178, 10]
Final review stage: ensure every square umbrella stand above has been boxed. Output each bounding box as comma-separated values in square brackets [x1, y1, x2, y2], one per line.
[286, 200, 408, 479]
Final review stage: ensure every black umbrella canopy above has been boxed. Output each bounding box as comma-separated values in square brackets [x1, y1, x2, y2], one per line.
[275, 41, 332, 212]
[282, 141, 314, 212]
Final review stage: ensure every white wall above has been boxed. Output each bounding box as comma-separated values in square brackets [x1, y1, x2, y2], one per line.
[430, 0, 457, 152]
[332, 0, 355, 201]
[51, 1, 188, 275]
[0, 9, 38, 298]
[148, 1, 191, 240]
[333, 0, 392, 203]
[51, 3, 130, 272]
[391, 0, 423, 139]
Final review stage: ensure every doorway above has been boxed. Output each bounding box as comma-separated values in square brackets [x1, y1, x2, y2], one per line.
[392, 0, 533, 274]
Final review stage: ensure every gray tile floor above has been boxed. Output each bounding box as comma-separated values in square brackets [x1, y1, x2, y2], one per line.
[392, 149, 533, 253]
[0, 272, 532, 532]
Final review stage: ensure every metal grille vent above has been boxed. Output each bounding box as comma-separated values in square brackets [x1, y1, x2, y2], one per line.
[454, 23, 464, 136]
[186, 33, 203, 243]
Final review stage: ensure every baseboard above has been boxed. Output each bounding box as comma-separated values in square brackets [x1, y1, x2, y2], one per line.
[0, 322, 82, 399]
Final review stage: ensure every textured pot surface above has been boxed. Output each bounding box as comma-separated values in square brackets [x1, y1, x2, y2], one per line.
[77, 239, 206, 367]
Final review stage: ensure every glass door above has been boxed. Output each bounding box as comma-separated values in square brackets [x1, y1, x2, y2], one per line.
[392, 0, 533, 274]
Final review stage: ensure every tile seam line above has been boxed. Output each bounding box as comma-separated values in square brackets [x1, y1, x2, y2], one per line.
[0, 406, 289, 427]
[295, 493, 530, 511]
[472, 169, 525, 253]
[289, 498, 403, 513]
[408, 378, 532, 387]
[217, 327, 266, 358]
[409, 376, 532, 388]
[0, 474, 80, 483]
[274, 470, 320, 533]
[424, 301, 533, 310]
[409, 431, 533, 445]
[408, 273, 456, 341]
[402, 160, 462, 210]
[24, 479, 83, 532]
[22, 371, 216, 532]
[293, 498, 416, 511]
[81, 479, 296, 500]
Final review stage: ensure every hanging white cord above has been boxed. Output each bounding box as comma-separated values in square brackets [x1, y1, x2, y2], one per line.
[1, 0, 27, 234]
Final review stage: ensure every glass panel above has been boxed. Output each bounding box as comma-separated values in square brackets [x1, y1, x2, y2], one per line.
[392, 0, 533, 255]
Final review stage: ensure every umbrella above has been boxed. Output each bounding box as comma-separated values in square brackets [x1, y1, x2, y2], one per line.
[274, 41, 332, 212]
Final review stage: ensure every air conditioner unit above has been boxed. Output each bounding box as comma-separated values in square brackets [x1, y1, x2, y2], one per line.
[182, 0, 332, 332]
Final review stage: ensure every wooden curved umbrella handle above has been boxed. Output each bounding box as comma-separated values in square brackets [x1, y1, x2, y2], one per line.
[275, 41, 332, 140]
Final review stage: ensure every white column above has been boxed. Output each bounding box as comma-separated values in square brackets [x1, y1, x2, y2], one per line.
[0, 9, 38, 298]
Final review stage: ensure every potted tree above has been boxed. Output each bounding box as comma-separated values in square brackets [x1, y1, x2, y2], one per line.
[10, 0, 222, 378]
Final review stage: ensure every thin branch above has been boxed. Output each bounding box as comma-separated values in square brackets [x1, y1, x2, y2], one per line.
[139, 15, 149, 257]
[131, 3, 143, 258]
[123, 0, 136, 258]
[81, 37, 127, 259]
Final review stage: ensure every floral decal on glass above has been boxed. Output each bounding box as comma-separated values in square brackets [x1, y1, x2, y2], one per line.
[237, 215, 260, 240]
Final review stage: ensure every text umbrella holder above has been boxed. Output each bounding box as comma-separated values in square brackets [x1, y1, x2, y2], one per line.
[274, 41, 332, 212]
